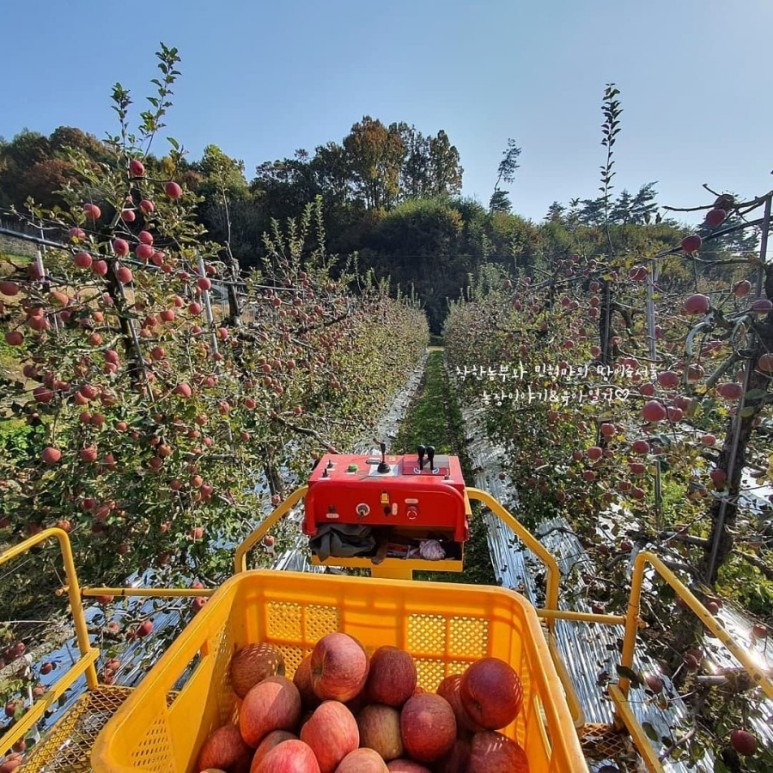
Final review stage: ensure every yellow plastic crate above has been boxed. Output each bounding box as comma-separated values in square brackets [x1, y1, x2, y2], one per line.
[91, 570, 586, 772]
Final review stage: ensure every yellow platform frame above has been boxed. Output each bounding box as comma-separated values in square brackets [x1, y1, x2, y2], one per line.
[2, 486, 772, 772]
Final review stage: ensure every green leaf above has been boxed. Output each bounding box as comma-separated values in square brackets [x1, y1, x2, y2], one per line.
[744, 389, 767, 401]
[739, 406, 756, 418]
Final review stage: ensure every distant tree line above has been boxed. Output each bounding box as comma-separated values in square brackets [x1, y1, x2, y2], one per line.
[0, 120, 756, 332]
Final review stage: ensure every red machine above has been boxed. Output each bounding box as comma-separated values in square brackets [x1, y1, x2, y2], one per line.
[303, 445, 470, 570]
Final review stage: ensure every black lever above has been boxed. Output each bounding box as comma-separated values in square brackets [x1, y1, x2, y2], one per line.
[377, 441, 390, 473]
[427, 445, 435, 472]
[417, 445, 426, 469]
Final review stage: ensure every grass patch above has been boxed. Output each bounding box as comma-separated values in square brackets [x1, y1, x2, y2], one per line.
[393, 351, 496, 586]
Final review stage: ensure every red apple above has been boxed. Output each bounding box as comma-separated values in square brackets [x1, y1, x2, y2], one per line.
[239, 676, 301, 747]
[300, 701, 358, 773]
[129, 159, 146, 177]
[400, 693, 456, 763]
[136, 620, 153, 637]
[436, 674, 485, 735]
[197, 724, 252, 773]
[468, 731, 530, 773]
[83, 203, 101, 220]
[310, 633, 369, 702]
[0, 280, 20, 296]
[229, 642, 286, 699]
[657, 370, 679, 388]
[683, 293, 710, 315]
[116, 267, 133, 284]
[586, 446, 602, 461]
[251, 730, 297, 769]
[79, 446, 98, 463]
[92, 260, 108, 276]
[644, 674, 664, 694]
[139, 199, 155, 214]
[757, 353, 773, 372]
[357, 703, 403, 761]
[365, 646, 417, 707]
[730, 728, 757, 756]
[460, 658, 522, 730]
[136, 243, 154, 261]
[251, 739, 320, 773]
[641, 401, 667, 422]
[751, 298, 773, 313]
[41, 447, 61, 465]
[293, 654, 321, 710]
[385, 761, 431, 773]
[733, 279, 751, 298]
[5, 331, 23, 346]
[435, 737, 472, 773]
[717, 382, 743, 401]
[165, 181, 183, 199]
[710, 468, 727, 488]
[704, 208, 726, 227]
[0, 752, 23, 772]
[335, 748, 389, 772]
[681, 234, 702, 254]
[112, 238, 129, 256]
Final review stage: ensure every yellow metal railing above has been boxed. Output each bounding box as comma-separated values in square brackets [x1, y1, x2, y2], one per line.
[0, 527, 99, 755]
[234, 484, 308, 573]
[4, 498, 771, 773]
[605, 550, 773, 773]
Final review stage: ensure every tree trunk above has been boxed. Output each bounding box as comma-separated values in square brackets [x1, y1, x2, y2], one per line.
[700, 264, 773, 584]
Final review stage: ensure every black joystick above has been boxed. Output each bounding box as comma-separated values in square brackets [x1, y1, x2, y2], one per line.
[427, 445, 435, 472]
[417, 445, 426, 470]
[377, 441, 390, 473]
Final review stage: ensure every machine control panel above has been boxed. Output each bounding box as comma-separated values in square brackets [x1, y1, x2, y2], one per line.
[303, 447, 469, 542]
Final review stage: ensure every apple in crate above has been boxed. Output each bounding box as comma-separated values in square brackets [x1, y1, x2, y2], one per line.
[310, 633, 369, 702]
[399, 693, 456, 762]
[251, 739, 320, 773]
[468, 730, 530, 772]
[436, 674, 485, 734]
[196, 724, 252, 773]
[293, 654, 321, 710]
[239, 676, 301, 747]
[252, 730, 297, 769]
[300, 700, 359, 773]
[435, 737, 472, 773]
[385, 761, 431, 772]
[460, 658, 523, 730]
[357, 703, 404, 761]
[229, 642, 285, 698]
[364, 646, 417, 707]
[334, 748, 389, 772]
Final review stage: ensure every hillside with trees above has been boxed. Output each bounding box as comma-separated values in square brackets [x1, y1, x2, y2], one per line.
[5, 114, 755, 333]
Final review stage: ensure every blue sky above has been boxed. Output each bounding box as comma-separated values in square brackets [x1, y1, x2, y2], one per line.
[2, 0, 772, 224]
